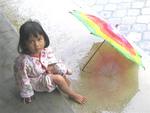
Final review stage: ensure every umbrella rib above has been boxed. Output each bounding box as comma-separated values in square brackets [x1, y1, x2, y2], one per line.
[82, 40, 105, 72]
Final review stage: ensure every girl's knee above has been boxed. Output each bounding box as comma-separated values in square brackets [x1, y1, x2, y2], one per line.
[52, 75, 64, 84]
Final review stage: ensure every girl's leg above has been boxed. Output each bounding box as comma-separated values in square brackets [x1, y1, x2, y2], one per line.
[63, 75, 71, 86]
[51, 74, 87, 104]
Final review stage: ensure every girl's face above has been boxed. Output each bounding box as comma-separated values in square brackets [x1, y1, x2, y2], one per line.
[25, 34, 45, 55]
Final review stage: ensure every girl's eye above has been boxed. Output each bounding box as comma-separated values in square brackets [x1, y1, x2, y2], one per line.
[28, 40, 34, 44]
[38, 38, 42, 41]
[38, 36, 43, 41]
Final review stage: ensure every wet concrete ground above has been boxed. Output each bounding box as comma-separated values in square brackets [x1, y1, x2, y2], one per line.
[0, 0, 150, 113]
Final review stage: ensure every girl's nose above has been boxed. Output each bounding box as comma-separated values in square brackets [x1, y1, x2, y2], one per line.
[35, 41, 40, 47]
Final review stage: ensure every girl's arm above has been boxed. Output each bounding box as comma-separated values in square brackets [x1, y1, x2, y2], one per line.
[46, 47, 72, 75]
[14, 59, 34, 103]
[54, 63, 71, 75]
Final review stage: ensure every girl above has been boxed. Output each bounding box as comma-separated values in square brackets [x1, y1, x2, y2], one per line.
[14, 20, 86, 104]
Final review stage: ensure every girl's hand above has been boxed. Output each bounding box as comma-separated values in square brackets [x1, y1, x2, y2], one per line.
[67, 69, 72, 75]
[23, 97, 32, 104]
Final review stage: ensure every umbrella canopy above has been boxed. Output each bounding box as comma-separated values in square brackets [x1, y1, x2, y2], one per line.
[70, 10, 143, 67]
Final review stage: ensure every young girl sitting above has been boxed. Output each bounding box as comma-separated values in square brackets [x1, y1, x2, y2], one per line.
[14, 20, 86, 104]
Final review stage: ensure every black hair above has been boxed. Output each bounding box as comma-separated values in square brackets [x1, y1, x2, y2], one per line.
[17, 20, 50, 54]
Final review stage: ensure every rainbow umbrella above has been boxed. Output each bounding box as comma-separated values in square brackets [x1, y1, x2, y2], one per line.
[70, 10, 143, 67]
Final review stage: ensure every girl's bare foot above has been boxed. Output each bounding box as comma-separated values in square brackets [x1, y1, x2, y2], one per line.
[51, 74, 87, 104]
[69, 94, 87, 104]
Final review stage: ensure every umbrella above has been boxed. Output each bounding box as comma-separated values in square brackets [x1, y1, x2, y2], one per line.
[70, 10, 143, 68]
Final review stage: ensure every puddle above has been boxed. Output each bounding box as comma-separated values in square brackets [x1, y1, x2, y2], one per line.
[69, 42, 139, 113]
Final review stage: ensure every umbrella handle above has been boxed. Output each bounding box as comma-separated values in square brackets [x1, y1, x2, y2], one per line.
[82, 40, 105, 72]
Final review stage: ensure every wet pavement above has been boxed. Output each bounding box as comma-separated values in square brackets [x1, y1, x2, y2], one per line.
[0, 0, 150, 113]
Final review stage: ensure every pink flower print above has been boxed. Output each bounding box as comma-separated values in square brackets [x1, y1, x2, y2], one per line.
[47, 52, 53, 58]
[35, 60, 40, 65]
[18, 63, 24, 70]
[41, 52, 46, 58]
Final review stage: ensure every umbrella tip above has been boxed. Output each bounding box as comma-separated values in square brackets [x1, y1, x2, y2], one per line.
[115, 24, 119, 28]
[69, 10, 76, 14]
[140, 63, 145, 70]
[142, 65, 145, 70]
[90, 32, 93, 34]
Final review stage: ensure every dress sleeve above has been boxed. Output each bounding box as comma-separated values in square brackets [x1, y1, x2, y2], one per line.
[14, 58, 34, 98]
[54, 63, 68, 75]
[45, 46, 70, 75]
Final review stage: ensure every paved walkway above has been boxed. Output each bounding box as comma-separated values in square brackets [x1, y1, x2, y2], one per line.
[76, 0, 150, 55]
[0, 11, 74, 113]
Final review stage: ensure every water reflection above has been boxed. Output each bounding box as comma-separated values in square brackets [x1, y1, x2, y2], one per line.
[72, 42, 139, 113]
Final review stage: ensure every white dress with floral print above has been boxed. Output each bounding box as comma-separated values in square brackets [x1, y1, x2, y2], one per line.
[14, 46, 68, 98]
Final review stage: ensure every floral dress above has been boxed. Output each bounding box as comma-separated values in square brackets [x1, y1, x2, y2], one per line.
[14, 46, 68, 98]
